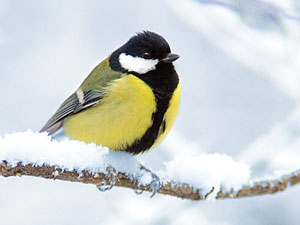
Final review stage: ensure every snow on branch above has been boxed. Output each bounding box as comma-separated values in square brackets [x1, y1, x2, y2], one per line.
[0, 161, 205, 200]
[0, 131, 299, 200]
[1, 160, 300, 200]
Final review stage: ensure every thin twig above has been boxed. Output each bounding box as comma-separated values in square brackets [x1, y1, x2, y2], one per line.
[0, 161, 299, 200]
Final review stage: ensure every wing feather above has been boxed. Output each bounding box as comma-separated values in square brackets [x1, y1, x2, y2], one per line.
[40, 90, 103, 134]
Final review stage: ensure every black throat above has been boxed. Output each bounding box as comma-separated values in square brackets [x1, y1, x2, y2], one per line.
[109, 50, 179, 154]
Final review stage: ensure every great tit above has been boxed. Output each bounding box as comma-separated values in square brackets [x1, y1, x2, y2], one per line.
[40, 31, 180, 155]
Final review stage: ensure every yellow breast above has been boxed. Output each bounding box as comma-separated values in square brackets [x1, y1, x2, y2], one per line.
[64, 75, 156, 150]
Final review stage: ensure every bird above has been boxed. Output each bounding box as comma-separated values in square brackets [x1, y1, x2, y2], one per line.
[40, 31, 180, 155]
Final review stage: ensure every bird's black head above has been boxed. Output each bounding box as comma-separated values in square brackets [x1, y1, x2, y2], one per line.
[109, 31, 179, 75]
[122, 31, 171, 60]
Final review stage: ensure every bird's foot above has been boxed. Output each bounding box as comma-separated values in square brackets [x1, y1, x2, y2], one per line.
[139, 165, 161, 198]
[96, 165, 118, 192]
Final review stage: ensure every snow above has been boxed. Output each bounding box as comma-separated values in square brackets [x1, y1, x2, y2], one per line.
[0, 131, 157, 186]
[0, 131, 251, 195]
[0, 131, 109, 175]
[158, 153, 250, 196]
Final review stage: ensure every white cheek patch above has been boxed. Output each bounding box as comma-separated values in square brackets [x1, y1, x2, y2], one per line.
[119, 53, 159, 74]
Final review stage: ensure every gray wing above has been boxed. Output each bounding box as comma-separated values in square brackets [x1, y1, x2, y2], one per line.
[40, 90, 103, 135]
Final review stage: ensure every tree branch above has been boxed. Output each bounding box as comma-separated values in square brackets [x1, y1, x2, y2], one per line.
[0, 160, 299, 200]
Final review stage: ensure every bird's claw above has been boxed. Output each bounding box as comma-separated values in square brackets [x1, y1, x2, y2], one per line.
[96, 165, 118, 192]
[139, 165, 161, 197]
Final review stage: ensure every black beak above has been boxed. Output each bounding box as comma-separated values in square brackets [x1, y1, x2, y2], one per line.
[161, 53, 180, 63]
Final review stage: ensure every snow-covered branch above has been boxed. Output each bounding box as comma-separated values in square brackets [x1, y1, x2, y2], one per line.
[0, 161, 206, 200]
[0, 160, 299, 200]
[0, 131, 299, 200]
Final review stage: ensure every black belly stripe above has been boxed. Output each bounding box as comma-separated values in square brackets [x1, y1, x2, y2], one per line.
[161, 120, 166, 134]
[123, 91, 172, 154]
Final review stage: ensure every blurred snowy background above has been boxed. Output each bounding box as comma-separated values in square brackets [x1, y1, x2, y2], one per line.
[1, 0, 300, 224]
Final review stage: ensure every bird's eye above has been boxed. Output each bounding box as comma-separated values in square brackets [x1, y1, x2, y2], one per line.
[142, 52, 151, 59]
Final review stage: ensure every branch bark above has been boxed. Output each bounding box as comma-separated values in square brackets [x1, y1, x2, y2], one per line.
[0, 160, 299, 200]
